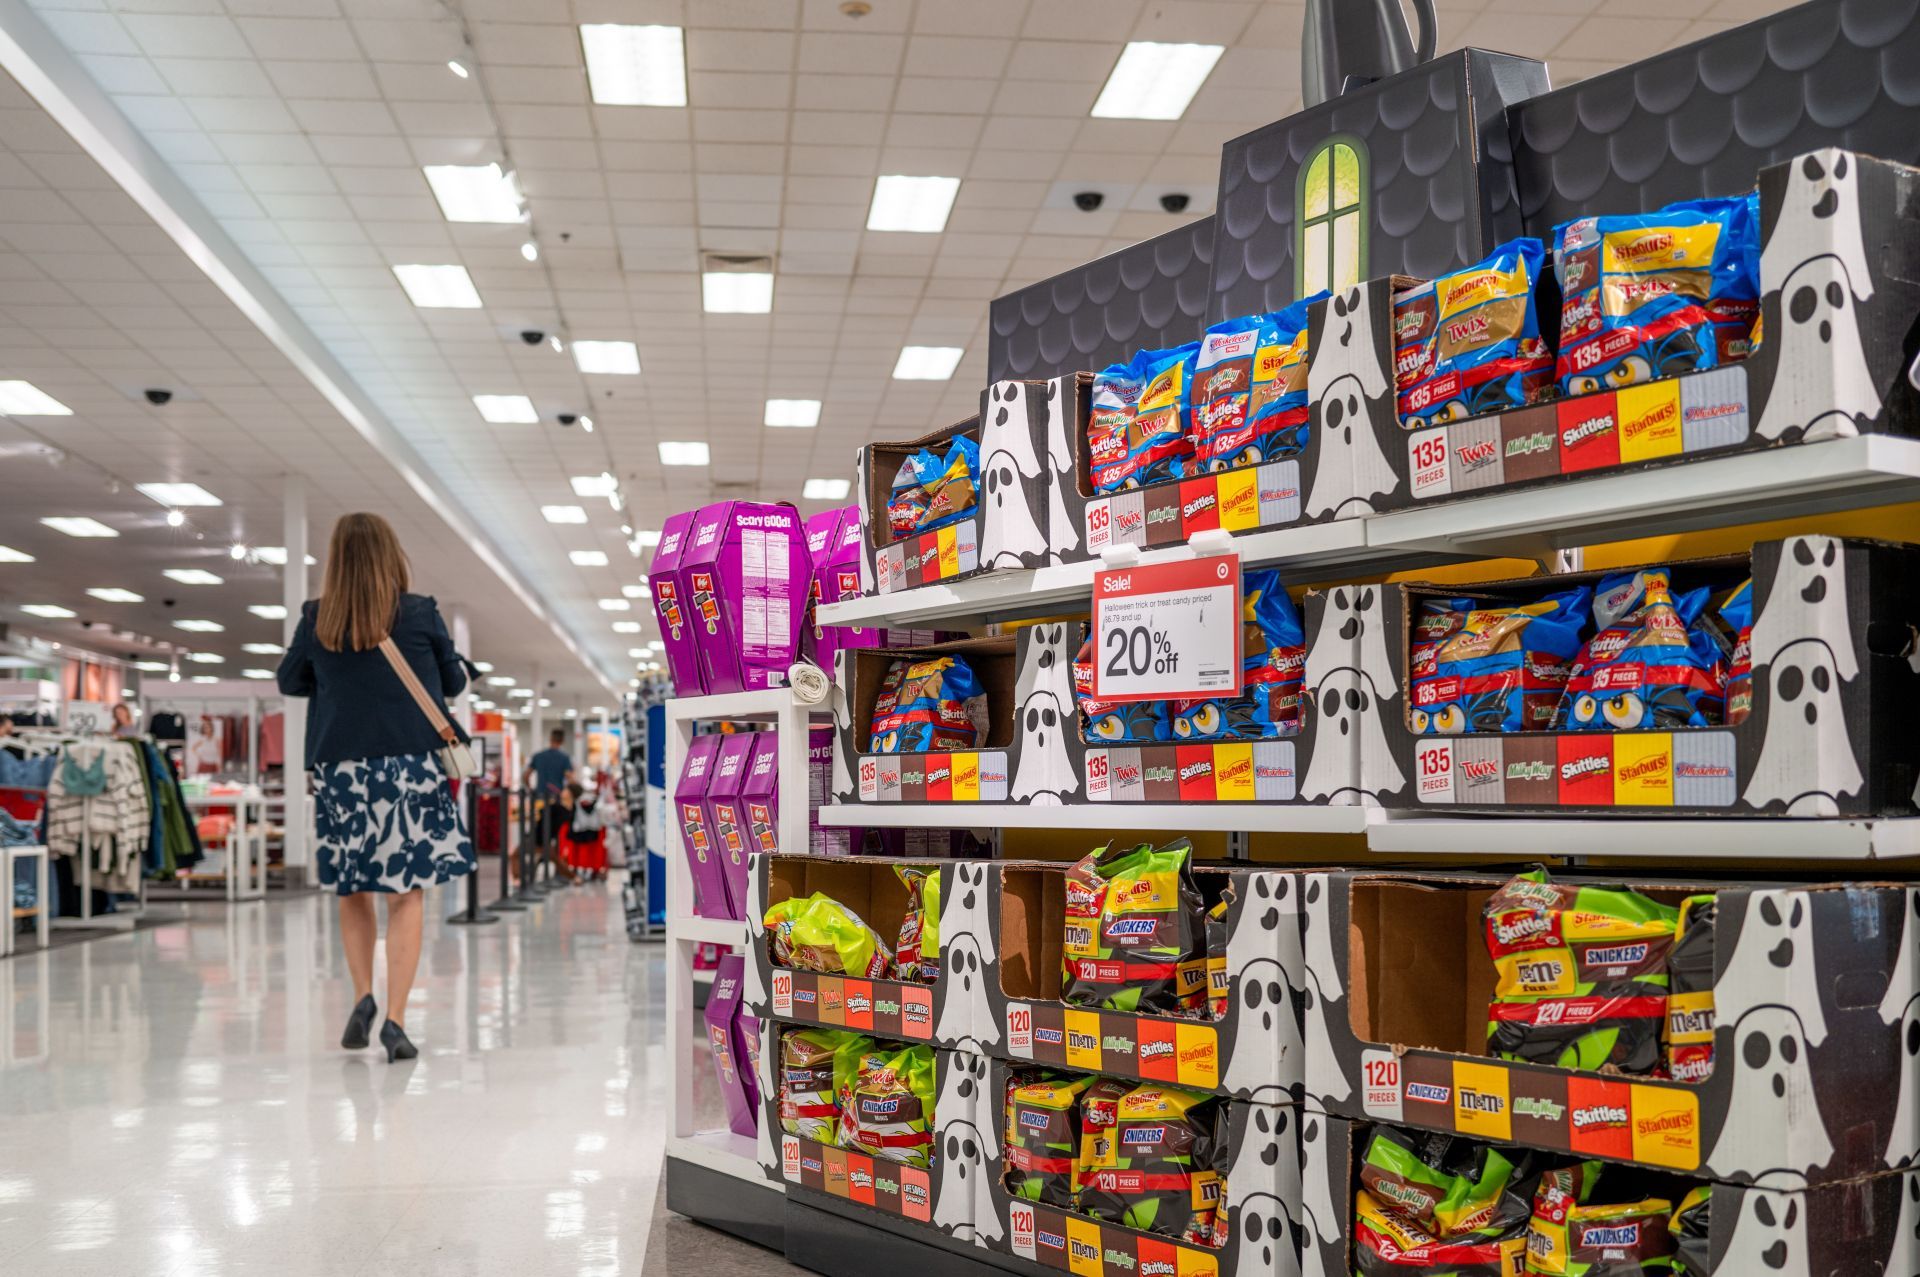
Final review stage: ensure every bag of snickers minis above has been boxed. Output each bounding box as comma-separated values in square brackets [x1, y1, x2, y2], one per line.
[1663, 895, 1717, 1082]
[841, 1044, 937, 1169]
[763, 892, 894, 979]
[1077, 1083, 1226, 1245]
[1004, 1072, 1095, 1208]
[1561, 1198, 1675, 1276]
[1484, 870, 1679, 1073]
[1062, 839, 1208, 1016]
[1353, 1126, 1540, 1275]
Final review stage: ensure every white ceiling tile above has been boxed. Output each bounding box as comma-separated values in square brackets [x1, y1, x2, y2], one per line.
[121, 13, 251, 58]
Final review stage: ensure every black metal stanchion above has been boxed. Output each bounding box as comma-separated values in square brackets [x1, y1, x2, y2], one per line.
[514, 789, 547, 904]
[446, 778, 499, 926]
[487, 784, 527, 913]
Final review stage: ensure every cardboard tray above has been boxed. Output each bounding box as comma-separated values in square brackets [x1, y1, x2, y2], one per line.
[1299, 869, 1920, 1186]
[988, 862, 1305, 1103]
[1297, 1115, 1920, 1277]
[1367, 536, 1920, 815]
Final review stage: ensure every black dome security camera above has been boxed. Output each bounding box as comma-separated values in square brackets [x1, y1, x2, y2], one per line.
[144, 388, 172, 406]
[557, 413, 578, 426]
[520, 330, 545, 346]
[1160, 192, 1191, 214]
[1073, 191, 1104, 212]
[162, 598, 177, 608]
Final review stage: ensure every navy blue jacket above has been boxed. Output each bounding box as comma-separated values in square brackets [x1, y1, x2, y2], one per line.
[276, 593, 468, 767]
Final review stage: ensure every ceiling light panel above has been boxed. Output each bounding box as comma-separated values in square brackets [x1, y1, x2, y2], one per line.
[186, 652, 223, 664]
[570, 550, 610, 566]
[612, 621, 641, 633]
[393, 264, 483, 309]
[581, 24, 687, 107]
[42, 517, 118, 538]
[635, 530, 661, 549]
[570, 473, 618, 498]
[598, 598, 630, 611]
[804, 478, 851, 500]
[1090, 42, 1225, 120]
[0, 380, 72, 415]
[86, 588, 143, 603]
[542, 505, 588, 524]
[0, 546, 34, 563]
[621, 584, 648, 598]
[174, 619, 224, 632]
[248, 604, 286, 619]
[486, 676, 516, 687]
[701, 272, 773, 314]
[473, 394, 538, 424]
[242, 642, 283, 654]
[867, 175, 961, 232]
[20, 604, 74, 618]
[657, 441, 708, 466]
[164, 569, 222, 585]
[764, 399, 821, 428]
[136, 482, 220, 507]
[891, 346, 964, 381]
[242, 669, 273, 680]
[422, 163, 525, 224]
[571, 340, 641, 375]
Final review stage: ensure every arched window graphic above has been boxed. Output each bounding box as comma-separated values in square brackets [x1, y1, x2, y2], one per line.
[1297, 136, 1368, 297]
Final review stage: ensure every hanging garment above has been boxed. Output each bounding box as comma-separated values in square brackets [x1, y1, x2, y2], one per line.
[44, 741, 149, 891]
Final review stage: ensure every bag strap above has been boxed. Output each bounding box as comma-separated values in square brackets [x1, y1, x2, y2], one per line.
[378, 638, 459, 746]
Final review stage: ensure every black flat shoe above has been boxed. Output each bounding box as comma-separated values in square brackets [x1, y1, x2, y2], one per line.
[380, 1019, 418, 1062]
[341, 995, 377, 1050]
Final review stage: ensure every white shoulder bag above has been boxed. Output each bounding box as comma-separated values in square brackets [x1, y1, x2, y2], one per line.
[378, 637, 478, 781]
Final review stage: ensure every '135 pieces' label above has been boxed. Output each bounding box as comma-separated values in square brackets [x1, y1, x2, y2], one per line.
[1091, 555, 1243, 703]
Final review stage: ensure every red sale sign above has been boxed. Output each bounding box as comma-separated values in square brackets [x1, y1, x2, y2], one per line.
[1091, 554, 1242, 702]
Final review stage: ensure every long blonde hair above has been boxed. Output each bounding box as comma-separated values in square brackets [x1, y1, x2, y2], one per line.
[315, 512, 410, 652]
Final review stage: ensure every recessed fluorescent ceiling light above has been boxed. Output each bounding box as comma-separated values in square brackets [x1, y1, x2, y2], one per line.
[473, 394, 538, 424]
[657, 441, 708, 466]
[542, 505, 588, 524]
[598, 598, 631, 611]
[186, 652, 223, 664]
[891, 346, 964, 381]
[508, 687, 533, 698]
[803, 478, 851, 500]
[248, 604, 286, 619]
[612, 621, 641, 633]
[486, 675, 516, 687]
[136, 482, 220, 507]
[764, 399, 821, 428]
[86, 588, 143, 603]
[241, 642, 282, 654]
[164, 569, 222, 585]
[580, 23, 687, 106]
[174, 619, 224, 632]
[635, 530, 661, 549]
[20, 603, 74, 618]
[621, 584, 648, 598]
[701, 272, 773, 314]
[0, 380, 72, 415]
[134, 660, 169, 672]
[571, 340, 641, 375]
[570, 550, 610, 566]
[867, 175, 961, 232]
[1091, 42, 1224, 120]
[42, 516, 117, 538]
[570, 472, 618, 498]
[0, 546, 34, 562]
[191, 675, 219, 683]
[250, 547, 315, 567]
[242, 669, 273, 680]
[473, 661, 493, 672]
[422, 163, 524, 224]
[393, 264, 483, 309]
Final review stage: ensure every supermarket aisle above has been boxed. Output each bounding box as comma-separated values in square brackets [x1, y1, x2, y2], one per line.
[0, 881, 678, 1276]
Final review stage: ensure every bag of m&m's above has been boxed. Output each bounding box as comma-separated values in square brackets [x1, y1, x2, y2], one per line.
[1396, 238, 1555, 427]
[1553, 193, 1760, 396]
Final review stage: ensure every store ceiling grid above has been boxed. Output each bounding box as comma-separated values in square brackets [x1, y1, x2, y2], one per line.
[0, 0, 1788, 698]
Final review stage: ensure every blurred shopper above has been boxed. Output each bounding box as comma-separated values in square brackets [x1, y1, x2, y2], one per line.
[278, 512, 474, 1062]
[524, 727, 575, 881]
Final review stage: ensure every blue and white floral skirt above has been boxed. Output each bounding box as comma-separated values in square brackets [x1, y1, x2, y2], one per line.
[313, 752, 474, 896]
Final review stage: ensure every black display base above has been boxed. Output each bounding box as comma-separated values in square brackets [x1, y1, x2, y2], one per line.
[784, 1188, 1024, 1277]
[664, 1156, 785, 1252]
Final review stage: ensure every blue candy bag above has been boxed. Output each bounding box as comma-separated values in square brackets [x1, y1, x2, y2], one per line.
[1410, 588, 1590, 734]
[869, 654, 988, 753]
[1088, 361, 1143, 495]
[1171, 570, 1307, 740]
[915, 435, 980, 533]
[1396, 239, 1554, 426]
[1554, 194, 1761, 396]
[1554, 571, 1726, 730]
[1073, 633, 1171, 742]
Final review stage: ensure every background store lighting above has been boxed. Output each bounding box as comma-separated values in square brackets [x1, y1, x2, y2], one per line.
[248, 604, 286, 619]
[423, 163, 524, 223]
[229, 544, 248, 560]
[701, 271, 773, 314]
[392, 264, 483, 309]
[803, 478, 850, 500]
[473, 662, 493, 672]
[251, 547, 315, 567]
[0, 546, 34, 562]
[571, 341, 640, 375]
[174, 619, 223, 632]
[569, 550, 610, 566]
[633, 530, 661, 548]
[487, 676, 516, 687]
[866, 175, 961, 232]
[521, 242, 539, 262]
[136, 482, 220, 507]
[542, 505, 588, 524]
[598, 598, 630, 611]
[0, 380, 71, 415]
[763, 399, 821, 428]
[891, 346, 963, 380]
[165, 510, 185, 527]
[86, 588, 143, 603]
[646, 640, 665, 652]
[580, 24, 687, 106]
[242, 669, 273, 680]
[473, 394, 538, 424]
[1090, 43, 1224, 120]
[508, 688, 533, 698]
[621, 583, 648, 598]
[134, 660, 168, 673]
[190, 676, 218, 684]
[627, 648, 645, 658]
[657, 441, 708, 466]
[242, 642, 282, 655]
[164, 568, 222, 585]
[570, 473, 618, 497]
[611, 621, 641, 633]
[20, 604, 74, 618]
[42, 517, 118, 538]
[186, 652, 224, 664]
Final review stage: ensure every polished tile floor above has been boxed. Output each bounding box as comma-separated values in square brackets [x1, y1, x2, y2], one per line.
[0, 880, 709, 1276]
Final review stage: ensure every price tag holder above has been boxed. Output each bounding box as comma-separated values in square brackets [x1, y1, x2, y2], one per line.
[1091, 555, 1242, 703]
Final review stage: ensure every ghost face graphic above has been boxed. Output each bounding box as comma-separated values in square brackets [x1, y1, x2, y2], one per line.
[1717, 890, 1829, 1047]
[934, 863, 998, 1050]
[1704, 1004, 1833, 1186]
[1010, 623, 1079, 804]
[1718, 1186, 1813, 1277]
[1741, 638, 1861, 816]
[979, 383, 1049, 568]
[1227, 1104, 1301, 1276]
[1752, 536, 1856, 681]
[1763, 150, 1872, 305]
[1755, 254, 1879, 442]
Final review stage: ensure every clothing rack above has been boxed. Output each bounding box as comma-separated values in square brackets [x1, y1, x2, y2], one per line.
[15, 729, 146, 932]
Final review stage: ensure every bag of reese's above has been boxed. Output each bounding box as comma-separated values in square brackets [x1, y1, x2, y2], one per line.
[1358, 1125, 1540, 1245]
[1062, 839, 1206, 1015]
[1411, 588, 1590, 734]
[894, 866, 941, 982]
[917, 435, 980, 533]
[1484, 869, 1680, 1073]
[868, 654, 987, 753]
[1665, 895, 1717, 1083]
[1089, 360, 1145, 495]
[1171, 569, 1307, 741]
[763, 892, 895, 978]
[1073, 632, 1170, 743]
[1555, 194, 1760, 397]
[1667, 1188, 1710, 1277]
[1718, 580, 1753, 725]
[1564, 1199, 1674, 1276]
[1554, 571, 1726, 731]
[1003, 1071, 1095, 1208]
[1525, 1162, 1605, 1275]
[1128, 344, 1200, 488]
[779, 1027, 862, 1143]
[842, 1044, 938, 1168]
[1076, 1084, 1225, 1244]
[1398, 238, 1555, 427]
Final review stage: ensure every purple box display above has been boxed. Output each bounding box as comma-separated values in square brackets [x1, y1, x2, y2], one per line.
[647, 509, 705, 695]
[741, 732, 781, 858]
[675, 733, 730, 919]
[705, 732, 756, 918]
[703, 953, 757, 1138]
[680, 501, 808, 695]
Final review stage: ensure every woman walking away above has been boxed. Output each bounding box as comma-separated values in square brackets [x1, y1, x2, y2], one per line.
[277, 512, 475, 1061]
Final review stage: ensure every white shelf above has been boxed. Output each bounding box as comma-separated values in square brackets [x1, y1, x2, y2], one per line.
[1369, 812, 1920, 860]
[817, 802, 1372, 833]
[663, 686, 833, 724]
[666, 1128, 772, 1188]
[673, 914, 751, 947]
